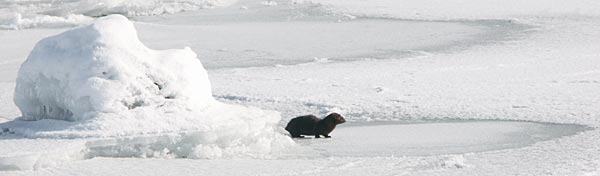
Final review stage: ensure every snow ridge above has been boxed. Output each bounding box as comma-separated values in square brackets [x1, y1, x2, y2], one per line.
[0, 0, 238, 30]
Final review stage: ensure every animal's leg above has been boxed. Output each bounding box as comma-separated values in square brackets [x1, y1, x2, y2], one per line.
[291, 133, 304, 138]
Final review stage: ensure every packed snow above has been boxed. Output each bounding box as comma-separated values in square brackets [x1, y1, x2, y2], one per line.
[1, 0, 600, 175]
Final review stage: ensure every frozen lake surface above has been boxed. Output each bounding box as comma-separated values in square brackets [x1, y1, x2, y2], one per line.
[135, 19, 525, 69]
[1, 0, 600, 175]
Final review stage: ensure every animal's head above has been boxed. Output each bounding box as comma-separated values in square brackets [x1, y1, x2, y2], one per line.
[325, 113, 346, 124]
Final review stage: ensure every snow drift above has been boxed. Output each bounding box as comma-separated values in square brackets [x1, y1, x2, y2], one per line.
[8, 14, 293, 158]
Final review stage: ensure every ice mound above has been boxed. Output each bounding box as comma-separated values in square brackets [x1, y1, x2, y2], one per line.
[6, 14, 293, 158]
[16, 14, 214, 122]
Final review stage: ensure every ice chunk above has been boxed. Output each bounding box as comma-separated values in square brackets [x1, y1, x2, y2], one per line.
[14, 14, 213, 122]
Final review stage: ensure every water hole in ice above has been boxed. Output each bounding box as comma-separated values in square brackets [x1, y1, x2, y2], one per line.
[287, 120, 587, 158]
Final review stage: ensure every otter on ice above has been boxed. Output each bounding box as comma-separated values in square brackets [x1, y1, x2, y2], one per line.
[285, 113, 346, 138]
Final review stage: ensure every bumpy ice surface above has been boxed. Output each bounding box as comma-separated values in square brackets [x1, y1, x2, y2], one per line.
[0, 0, 238, 29]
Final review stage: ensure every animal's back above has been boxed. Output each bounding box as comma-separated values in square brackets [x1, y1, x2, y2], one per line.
[285, 115, 319, 135]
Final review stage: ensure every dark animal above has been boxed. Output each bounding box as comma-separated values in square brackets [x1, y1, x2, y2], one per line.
[285, 113, 346, 138]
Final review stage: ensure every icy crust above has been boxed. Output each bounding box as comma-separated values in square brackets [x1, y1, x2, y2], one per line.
[7, 14, 293, 159]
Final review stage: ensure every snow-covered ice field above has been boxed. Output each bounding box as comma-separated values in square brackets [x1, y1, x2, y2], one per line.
[1, 0, 600, 175]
